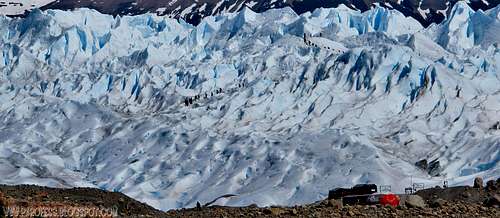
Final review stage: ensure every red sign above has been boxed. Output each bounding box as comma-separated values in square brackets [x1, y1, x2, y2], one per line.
[379, 194, 400, 207]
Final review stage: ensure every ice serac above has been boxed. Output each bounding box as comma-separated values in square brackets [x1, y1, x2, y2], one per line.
[429, 1, 500, 53]
[295, 4, 422, 40]
[365, 6, 422, 36]
[0, 4, 499, 211]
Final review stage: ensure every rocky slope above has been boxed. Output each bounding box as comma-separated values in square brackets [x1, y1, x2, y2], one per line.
[0, 0, 498, 27]
[41, 0, 500, 26]
[0, 184, 164, 217]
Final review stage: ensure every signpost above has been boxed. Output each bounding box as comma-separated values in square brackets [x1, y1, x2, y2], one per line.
[405, 187, 413, 194]
[379, 185, 391, 193]
[413, 183, 425, 192]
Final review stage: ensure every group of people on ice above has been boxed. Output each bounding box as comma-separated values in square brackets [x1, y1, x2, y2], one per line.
[183, 81, 246, 107]
[303, 33, 346, 54]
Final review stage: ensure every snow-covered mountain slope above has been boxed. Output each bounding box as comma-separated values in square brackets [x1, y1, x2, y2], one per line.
[0, 2, 499, 210]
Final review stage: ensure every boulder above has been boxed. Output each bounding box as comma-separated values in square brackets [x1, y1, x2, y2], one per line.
[264, 207, 283, 216]
[429, 198, 447, 208]
[461, 191, 472, 198]
[405, 195, 426, 208]
[327, 199, 343, 208]
[486, 180, 496, 191]
[474, 177, 484, 189]
[271, 207, 284, 216]
[484, 194, 500, 208]
[248, 204, 258, 208]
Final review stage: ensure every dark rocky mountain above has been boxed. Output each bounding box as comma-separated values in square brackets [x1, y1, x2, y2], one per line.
[39, 0, 499, 27]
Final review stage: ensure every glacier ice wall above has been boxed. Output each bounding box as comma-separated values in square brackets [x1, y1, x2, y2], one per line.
[0, 2, 499, 210]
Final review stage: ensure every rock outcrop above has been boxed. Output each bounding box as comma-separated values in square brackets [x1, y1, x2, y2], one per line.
[415, 158, 441, 176]
[405, 195, 426, 208]
[474, 177, 484, 189]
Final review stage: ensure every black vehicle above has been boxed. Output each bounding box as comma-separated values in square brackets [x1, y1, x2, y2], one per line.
[352, 184, 377, 195]
[328, 184, 377, 199]
[328, 187, 351, 199]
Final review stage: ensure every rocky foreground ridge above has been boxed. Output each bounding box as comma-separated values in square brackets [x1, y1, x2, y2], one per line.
[167, 177, 500, 217]
[0, 177, 499, 217]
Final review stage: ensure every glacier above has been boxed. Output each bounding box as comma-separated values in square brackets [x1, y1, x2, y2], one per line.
[0, 2, 499, 210]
